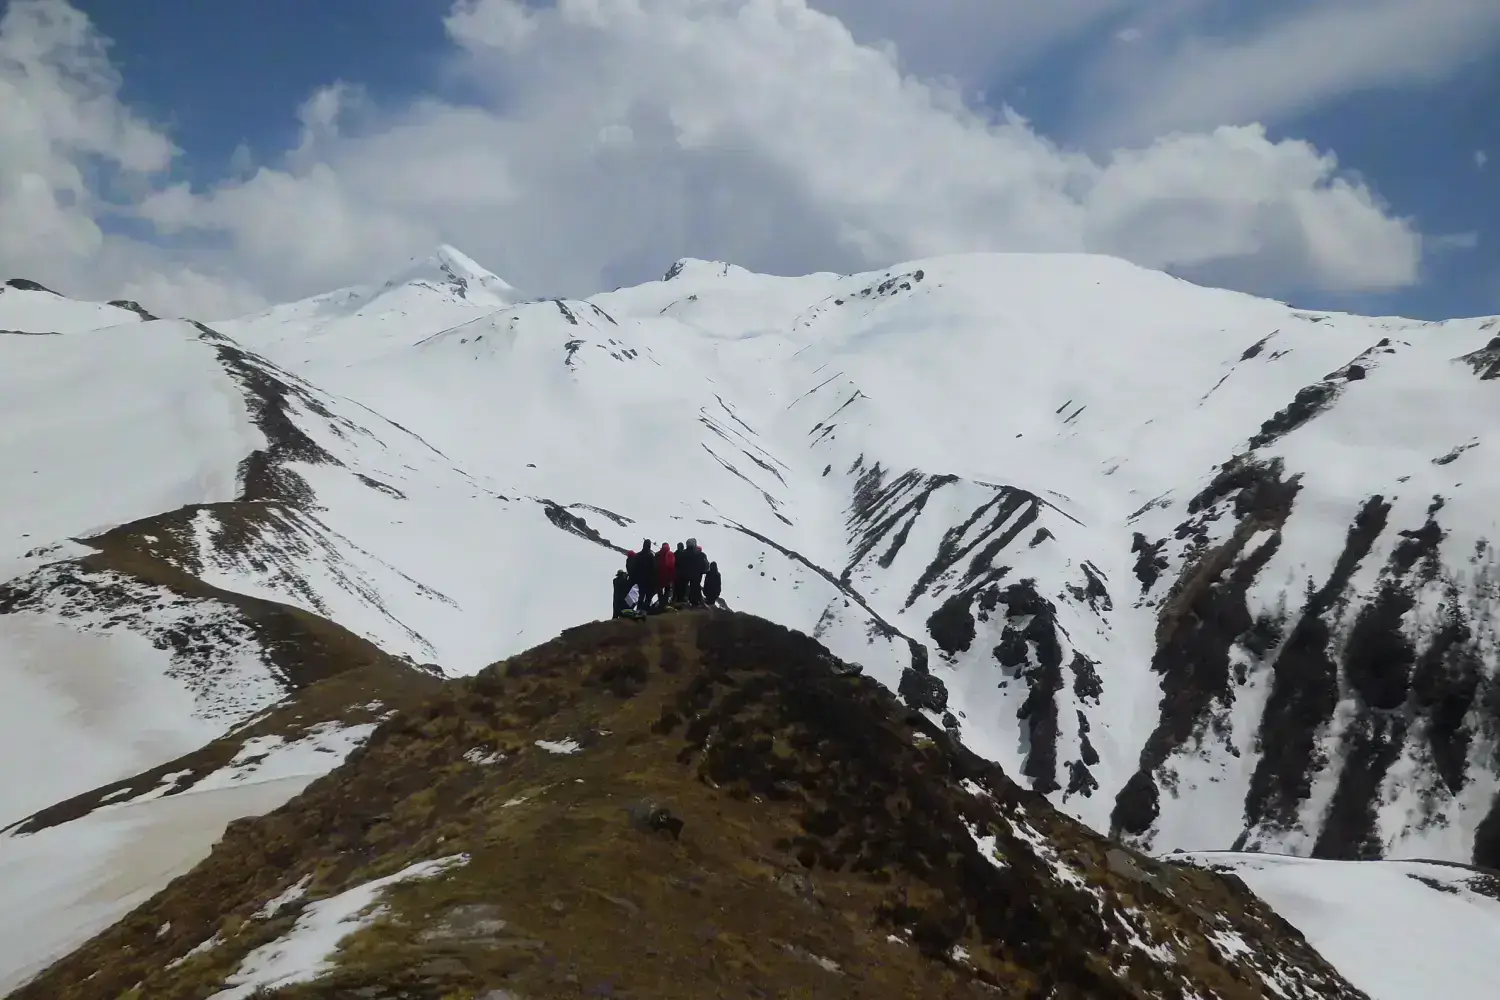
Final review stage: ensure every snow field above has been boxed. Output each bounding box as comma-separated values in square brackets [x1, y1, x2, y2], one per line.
[1181, 852, 1500, 1000]
[0, 719, 382, 993]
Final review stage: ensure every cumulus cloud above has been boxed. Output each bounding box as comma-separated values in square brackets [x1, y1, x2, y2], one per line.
[0, 0, 266, 317]
[1, 0, 1433, 317]
[1081, 0, 1500, 144]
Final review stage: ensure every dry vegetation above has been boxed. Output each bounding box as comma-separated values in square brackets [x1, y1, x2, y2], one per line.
[14, 611, 1366, 1000]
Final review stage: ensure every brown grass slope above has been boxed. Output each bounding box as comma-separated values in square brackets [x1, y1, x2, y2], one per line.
[14, 611, 1367, 1000]
[1, 497, 443, 694]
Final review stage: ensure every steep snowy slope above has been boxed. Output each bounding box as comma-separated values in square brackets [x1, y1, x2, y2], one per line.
[0, 288, 486, 823]
[406, 255, 1500, 865]
[0, 313, 265, 820]
[1182, 852, 1500, 1000]
[0, 660, 440, 994]
[0, 317, 260, 582]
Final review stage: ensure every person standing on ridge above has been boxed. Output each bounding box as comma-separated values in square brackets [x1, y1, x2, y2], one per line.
[629, 539, 657, 612]
[612, 569, 631, 618]
[655, 542, 676, 608]
[703, 561, 722, 607]
[673, 542, 689, 603]
[684, 538, 708, 606]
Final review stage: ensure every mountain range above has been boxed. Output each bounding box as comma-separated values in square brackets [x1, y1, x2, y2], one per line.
[3, 246, 1499, 997]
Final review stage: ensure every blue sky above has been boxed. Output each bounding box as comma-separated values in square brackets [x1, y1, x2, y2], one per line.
[74, 1, 453, 180]
[9, 0, 1500, 318]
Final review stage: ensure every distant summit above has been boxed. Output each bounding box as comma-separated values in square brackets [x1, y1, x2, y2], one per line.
[382, 244, 518, 306]
[661, 257, 754, 283]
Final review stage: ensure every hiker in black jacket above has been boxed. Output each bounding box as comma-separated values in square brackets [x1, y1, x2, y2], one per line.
[703, 561, 722, 607]
[672, 542, 688, 603]
[629, 539, 657, 612]
[684, 538, 708, 606]
[612, 569, 632, 618]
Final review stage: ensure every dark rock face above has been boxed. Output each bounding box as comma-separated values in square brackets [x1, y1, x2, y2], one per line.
[926, 592, 977, 656]
[987, 581, 1070, 797]
[1242, 495, 1393, 842]
[2, 277, 57, 293]
[898, 665, 948, 713]
[1458, 336, 1500, 379]
[1476, 795, 1500, 868]
[1230, 489, 1500, 861]
[14, 612, 1368, 1000]
[191, 323, 339, 505]
[106, 298, 158, 320]
[1112, 457, 1302, 843]
[841, 458, 1104, 798]
[1130, 532, 1169, 592]
[1247, 382, 1341, 449]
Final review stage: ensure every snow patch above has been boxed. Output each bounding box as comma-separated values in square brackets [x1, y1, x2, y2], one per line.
[210, 854, 470, 999]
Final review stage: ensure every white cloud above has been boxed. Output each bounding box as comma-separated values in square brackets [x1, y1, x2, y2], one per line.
[1477, 150, 1489, 169]
[1082, 0, 1500, 144]
[0, 0, 266, 318]
[1427, 232, 1479, 252]
[0, 0, 1433, 317]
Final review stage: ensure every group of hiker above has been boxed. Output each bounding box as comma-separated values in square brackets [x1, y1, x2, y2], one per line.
[613, 537, 722, 617]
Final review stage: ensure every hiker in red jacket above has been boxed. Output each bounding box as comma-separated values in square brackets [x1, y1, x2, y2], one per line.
[655, 542, 676, 607]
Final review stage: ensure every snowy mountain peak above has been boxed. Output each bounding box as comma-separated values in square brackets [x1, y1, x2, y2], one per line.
[660, 257, 753, 282]
[214, 245, 523, 366]
[381, 244, 517, 305]
[10, 250, 1500, 998]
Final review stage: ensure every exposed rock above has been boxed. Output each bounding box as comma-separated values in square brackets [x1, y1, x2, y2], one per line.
[1243, 496, 1393, 841]
[626, 799, 685, 840]
[1112, 457, 1303, 843]
[1247, 381, 1341, 449]
[106, 298, 158, 320]
[2, 277, 57, 294]
[417, 904, 511, 945]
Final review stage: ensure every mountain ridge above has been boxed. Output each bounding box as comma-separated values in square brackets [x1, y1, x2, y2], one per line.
[7, 248, 1500, 864]
[5, 248, 1500, 996]
[9, 610, 1371, 1000]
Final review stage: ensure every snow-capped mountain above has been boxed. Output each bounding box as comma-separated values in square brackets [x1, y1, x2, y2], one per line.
[4, 250, 1500, 996]
[219, 249, 1500, 867]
